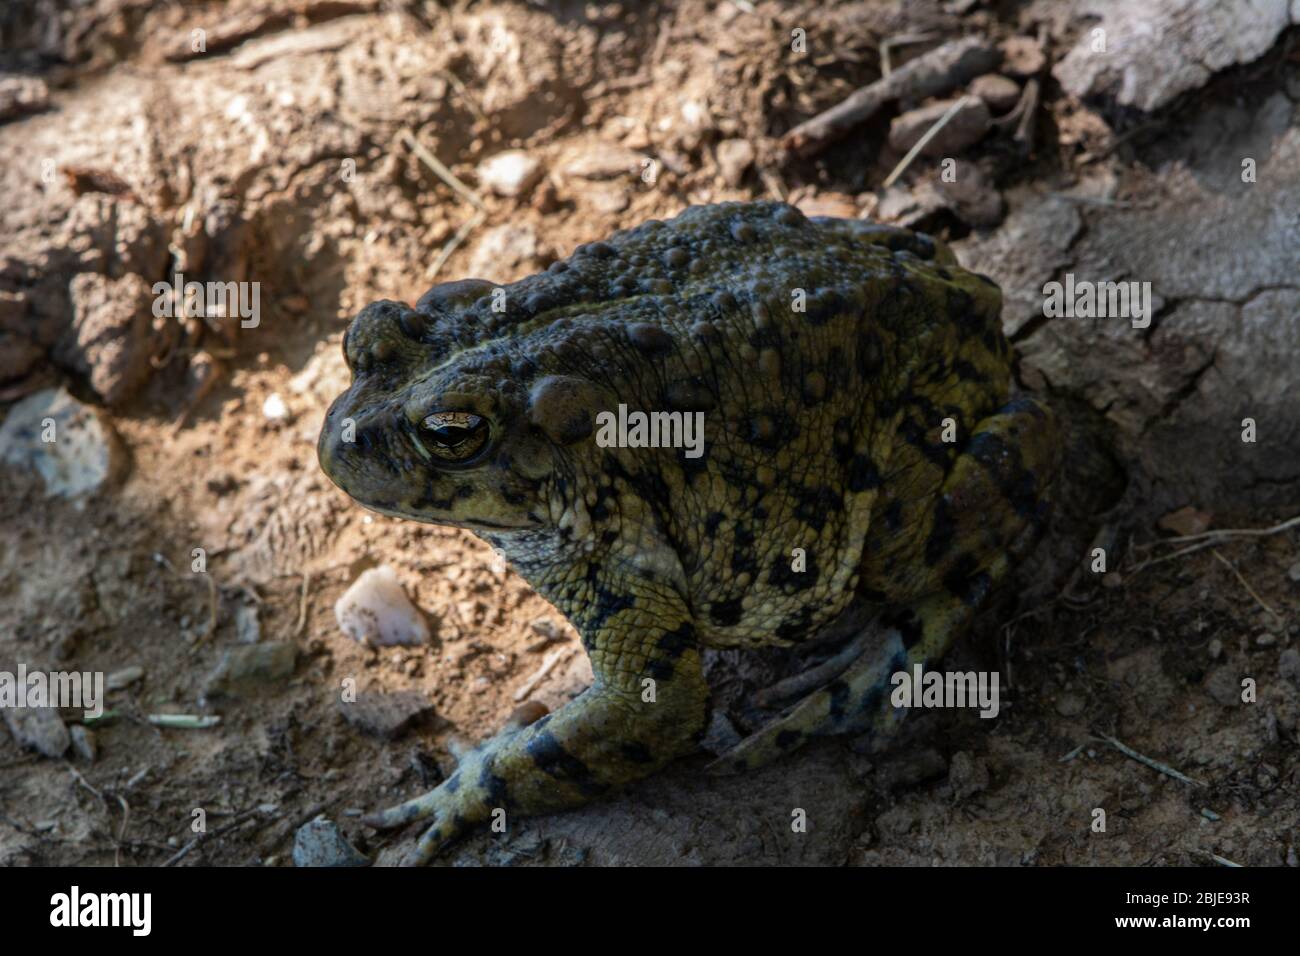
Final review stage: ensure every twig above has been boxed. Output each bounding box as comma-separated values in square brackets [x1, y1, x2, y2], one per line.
[427, 208, 486, 283]
[65, 764, 130, 866]
[781, 37, 997, 158]
[1058, 743, 1086, 763]
[879, 32, 938, 77]
[882, 95, 972, 188]
[1130, 513, 1300, 574]
[1204, 851, 1243, 868]
[295, 570, 313, 637]
[147, 714, 222, 729]
[758, 165, 787, 202]
[193, 574, 219, 649]
[162, 806, 263, 867]
[755, 631, 872, 707]
[1211, 549, 1279, 620]
[1094, 733, 1204, 787]
[1141, 513, 1300, 548]
[438, 70, 486, 124]
[399, 129, 485, 211]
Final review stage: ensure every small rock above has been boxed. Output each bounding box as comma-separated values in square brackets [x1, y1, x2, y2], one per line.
[1287, 559, 1300, 583]
[1158, 505, 1213, 537]
[504, 699, 549, 731]
[0, 387, 126, 501]
[875, 179, 946, 227]
[699, 709, 743, 756]
[715, 138, 755, 187]
[561, 143, 646, 180]
[261, 392, 289, 421]
[531, 619, 563, 640]
[585, 183, 630, 215]
[466, 224, 539, 283]
[338, 689, 433, 739]
[204, 642, 297, 698]
[948, 750, 989, 800]
[105, 666, 144, 690]
[335, 565, 430, 646]
[2, 707, 70, 758]
[875, 804, 917, 840]
[933, 162, 1004, 228]
[477, 150, 543, 198]
[234, 602, 261, 644]
[292, 817, 370, 868]
[56, 272, 155, 406]
[969, 73, 1021, 113]
[0, 75, 50, 122]
[1280, 648, 1300, 687]
[1207, 638, 1223, 660]
[795, 193, 858, 219]
[889, 97, 991, 158]
[70, 724, 97, 762]
[1256, 632, 1276, 647]
[999, 35, 1046, 78]
[1055, 691, 1086, 717]
[1205, 665, 1242, 707]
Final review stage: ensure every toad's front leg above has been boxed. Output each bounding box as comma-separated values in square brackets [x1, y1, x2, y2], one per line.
[364, 573, 709, 865]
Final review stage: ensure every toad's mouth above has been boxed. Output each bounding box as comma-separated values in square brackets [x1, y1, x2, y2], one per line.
[350, 498, 542, 532]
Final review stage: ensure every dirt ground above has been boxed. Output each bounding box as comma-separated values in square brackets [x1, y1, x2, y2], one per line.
[1, 0, 1298, 867]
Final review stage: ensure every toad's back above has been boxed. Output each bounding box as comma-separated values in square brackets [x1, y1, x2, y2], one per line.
[507, 202, 1015, 649]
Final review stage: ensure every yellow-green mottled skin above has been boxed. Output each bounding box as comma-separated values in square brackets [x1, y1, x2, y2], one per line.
[319, 201, 1064, 863]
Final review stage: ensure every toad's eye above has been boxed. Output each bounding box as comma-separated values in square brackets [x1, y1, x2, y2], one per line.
[418, 411, 489, 462]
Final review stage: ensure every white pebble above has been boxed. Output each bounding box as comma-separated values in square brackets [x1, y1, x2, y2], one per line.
[334, 565, 430, 646]
[262, 392, 289, 420]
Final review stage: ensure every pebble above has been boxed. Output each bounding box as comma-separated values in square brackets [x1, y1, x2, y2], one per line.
[2, 706, 70, 758]
[0, 75, 50, 121]
[292, 818, 370, 868]
[715, 138, 755, 187]
[0, 387, 126, 502]
[999, 35, 1046, 77]
[561, 143, 646, 180]
[234, 602, 261, 644]
[795, 194, 858, 219]
[969, 73, 1021, 113]
[334, 565, 430, 646]
[933, 162, 1003, 227]
[60, 272, 156, 406]
[338, 690, 433, 740]
[477, 150, 543, 198]
[947, 751, 989, 800]
[1279, 648, 1300, 687]
[888, 96, 991, 157]
[466, 224, 538, 282]
[261, 392, 289, 421]
[105, 665, 145, 690]
[70, 724, 97, 762]
[203, 642, 297, 698]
